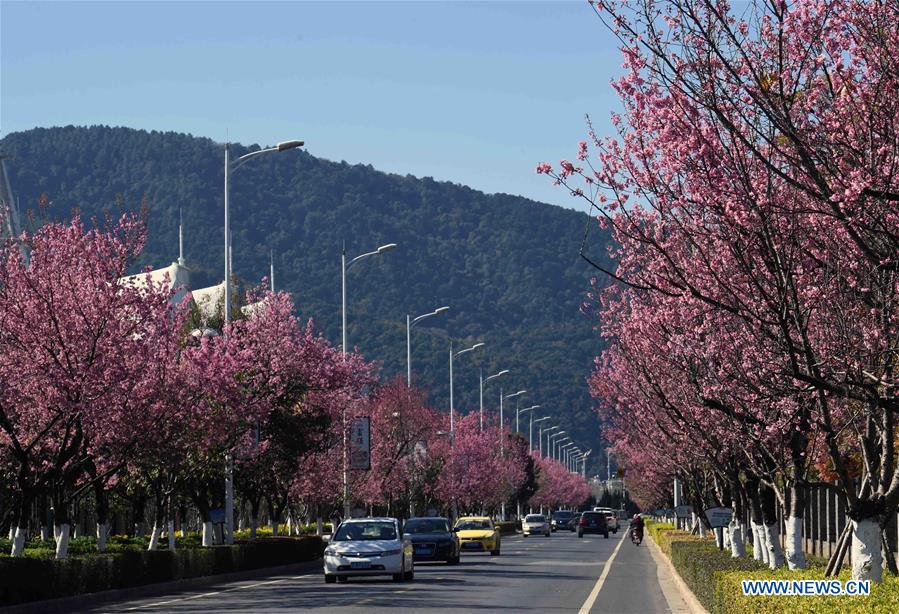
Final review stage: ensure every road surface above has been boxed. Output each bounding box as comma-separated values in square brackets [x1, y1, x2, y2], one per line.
[79, 530, 694, 613]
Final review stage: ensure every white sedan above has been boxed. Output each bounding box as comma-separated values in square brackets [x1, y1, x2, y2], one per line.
[324, 517, 414, 583]
[522, 514, 551, 537]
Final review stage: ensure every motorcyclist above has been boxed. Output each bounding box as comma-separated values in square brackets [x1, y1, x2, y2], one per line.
[629, 514, 644, 541]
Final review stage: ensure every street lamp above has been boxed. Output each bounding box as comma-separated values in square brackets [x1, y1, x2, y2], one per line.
[531, 416, 550, 453]
[553, 435, 571, 460]
[222, 138, 303, 546]
[340, 241, 397, 519]
[541, 425, 559, 457]
[517, 404, 540, 437]
[500, 390, 526, 441]
[450, 342, 484, 439]
[548, 432, 566, 460]
[561, 443, 576, 467]
[224, 140, 303, 324]
[406, 306, 450, 385]
[480, 369, 509, 431]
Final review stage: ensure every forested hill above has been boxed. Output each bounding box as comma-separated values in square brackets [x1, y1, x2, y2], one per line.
[1, 125, 611, 470]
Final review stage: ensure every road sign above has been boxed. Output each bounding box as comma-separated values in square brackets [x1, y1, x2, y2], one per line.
[674, 505, 693, 518]
[350, 416, 371, 470]
[704, 506, 733, 528]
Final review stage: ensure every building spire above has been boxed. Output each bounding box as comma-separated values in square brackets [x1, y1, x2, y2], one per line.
[0, 156, 28, 264]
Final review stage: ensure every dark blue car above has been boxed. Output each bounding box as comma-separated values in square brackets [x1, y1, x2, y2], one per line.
[403, 517, 460, 564]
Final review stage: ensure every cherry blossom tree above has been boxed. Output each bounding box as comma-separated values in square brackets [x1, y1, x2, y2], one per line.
[541, 0, 898, 581]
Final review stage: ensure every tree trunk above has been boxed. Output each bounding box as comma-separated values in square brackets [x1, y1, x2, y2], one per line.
[760, 483, 784, 569]
[148, 523, 162, 551]
[55, 523, 71, 559]
[851, 518, 882, 583]
[785, 484, 807, 570]
[202, 521, 214, 546]
[11, 526, 27, 557]
[97, 523, 108, 552]
[167, 520, 176, 551]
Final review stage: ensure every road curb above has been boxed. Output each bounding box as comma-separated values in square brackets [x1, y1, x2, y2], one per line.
[0, 559, 323, 614]
[646, 533, 709, 614]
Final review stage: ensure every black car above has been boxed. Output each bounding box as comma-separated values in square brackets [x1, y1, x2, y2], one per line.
[551, 510, 577, 532]
[577, 511, 609, 538]
[403, 517, 460, 564]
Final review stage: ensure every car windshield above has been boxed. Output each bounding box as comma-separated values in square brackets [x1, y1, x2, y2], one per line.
[552, 511, 573, 519]
[583, 513, 604, 520]
[333, 521, 397, 541]
[404, 518, 450, 534]
[525, 515, 545, 523]
[455, 519, 491, 530]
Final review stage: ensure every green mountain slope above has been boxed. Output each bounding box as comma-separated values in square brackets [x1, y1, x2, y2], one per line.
[1, 125, 611, 472]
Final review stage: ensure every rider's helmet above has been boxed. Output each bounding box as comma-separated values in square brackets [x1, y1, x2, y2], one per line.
[633, 514, 640, 520]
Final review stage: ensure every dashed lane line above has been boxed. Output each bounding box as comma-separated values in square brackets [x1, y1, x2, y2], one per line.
[123, 573, 314, 611]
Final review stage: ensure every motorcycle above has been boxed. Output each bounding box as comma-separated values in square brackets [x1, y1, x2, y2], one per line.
[630, 526, 643, 545]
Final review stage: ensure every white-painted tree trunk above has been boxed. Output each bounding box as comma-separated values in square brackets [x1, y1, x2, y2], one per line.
[8, 526, 14, 540]
[784, 516, 807, 570]
[10, 526, 27, 557]
[751, 522, 765, 562]
[250, 516, 258, 539]
[202, 521, 214, 547]
[762, 522, 785, 569]
[148, 523, 161, 550]
[97, 523, 108, 552]
[41, 525, 49, 541]
[73, 523, 81, 539]
[729, 520, 746, 558]
[316, 516, 323, 537]
[55, 524, 71, 559]
[167, 520, 176, 550]
[54, 524, 61, 541]
[715, 527, 725, 548]
[271, 518, 278, 536]
[724, 526, 731, 548]
[851, 518, 882, 583]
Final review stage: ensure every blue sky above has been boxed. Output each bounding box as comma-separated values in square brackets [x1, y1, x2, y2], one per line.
[1, 1, 623, 209]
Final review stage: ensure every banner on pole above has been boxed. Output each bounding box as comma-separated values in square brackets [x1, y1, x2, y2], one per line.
[350, 416, 371, 470]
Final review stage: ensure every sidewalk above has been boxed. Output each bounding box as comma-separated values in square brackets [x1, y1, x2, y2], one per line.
[645, 533, 709, 614]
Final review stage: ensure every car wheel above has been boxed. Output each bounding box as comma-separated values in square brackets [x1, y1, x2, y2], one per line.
[523, 533, 528, 538]
[578, 532, 583, 538]
[337, 576, 348, 583]
[393, 557, 406, 582]
[604, 532, 609, 539]
[490, 548, 500, 556]
[324, 574, 337, 584]
[448, 554, 460, 565]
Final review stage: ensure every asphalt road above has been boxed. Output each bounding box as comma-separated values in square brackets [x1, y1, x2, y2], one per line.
[81, 530, 683, 613]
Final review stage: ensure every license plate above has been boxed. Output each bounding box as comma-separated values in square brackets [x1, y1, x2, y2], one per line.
[414, 546, 433, 554]
[463, 542, 481, 549]
[350, 561, 371, 569]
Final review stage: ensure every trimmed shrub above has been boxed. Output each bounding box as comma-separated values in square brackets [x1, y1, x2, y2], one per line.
[0, 535, 324, 605]
[649, 522, 899, 613]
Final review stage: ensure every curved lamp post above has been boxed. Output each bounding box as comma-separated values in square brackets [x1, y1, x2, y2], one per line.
[532, 416, 550, 453]
[406, 306, 450, 385]
[340, 241, 397, 519]
[223, 139, 303, 546]
[480, 369, 509, 431]
[450, 342, 484, 438]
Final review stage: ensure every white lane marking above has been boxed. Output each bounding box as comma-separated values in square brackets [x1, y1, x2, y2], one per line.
[123, 573, 313, 610]
[578, 534, 626, 614]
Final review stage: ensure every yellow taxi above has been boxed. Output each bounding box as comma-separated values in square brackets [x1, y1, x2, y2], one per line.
[453, 516, 501, 556]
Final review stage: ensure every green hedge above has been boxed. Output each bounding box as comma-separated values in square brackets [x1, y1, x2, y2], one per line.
[647, 521, 899, 613]
[0, 536, 324, 606]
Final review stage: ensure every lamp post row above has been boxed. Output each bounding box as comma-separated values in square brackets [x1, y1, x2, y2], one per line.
[220, 139, 585, 531]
